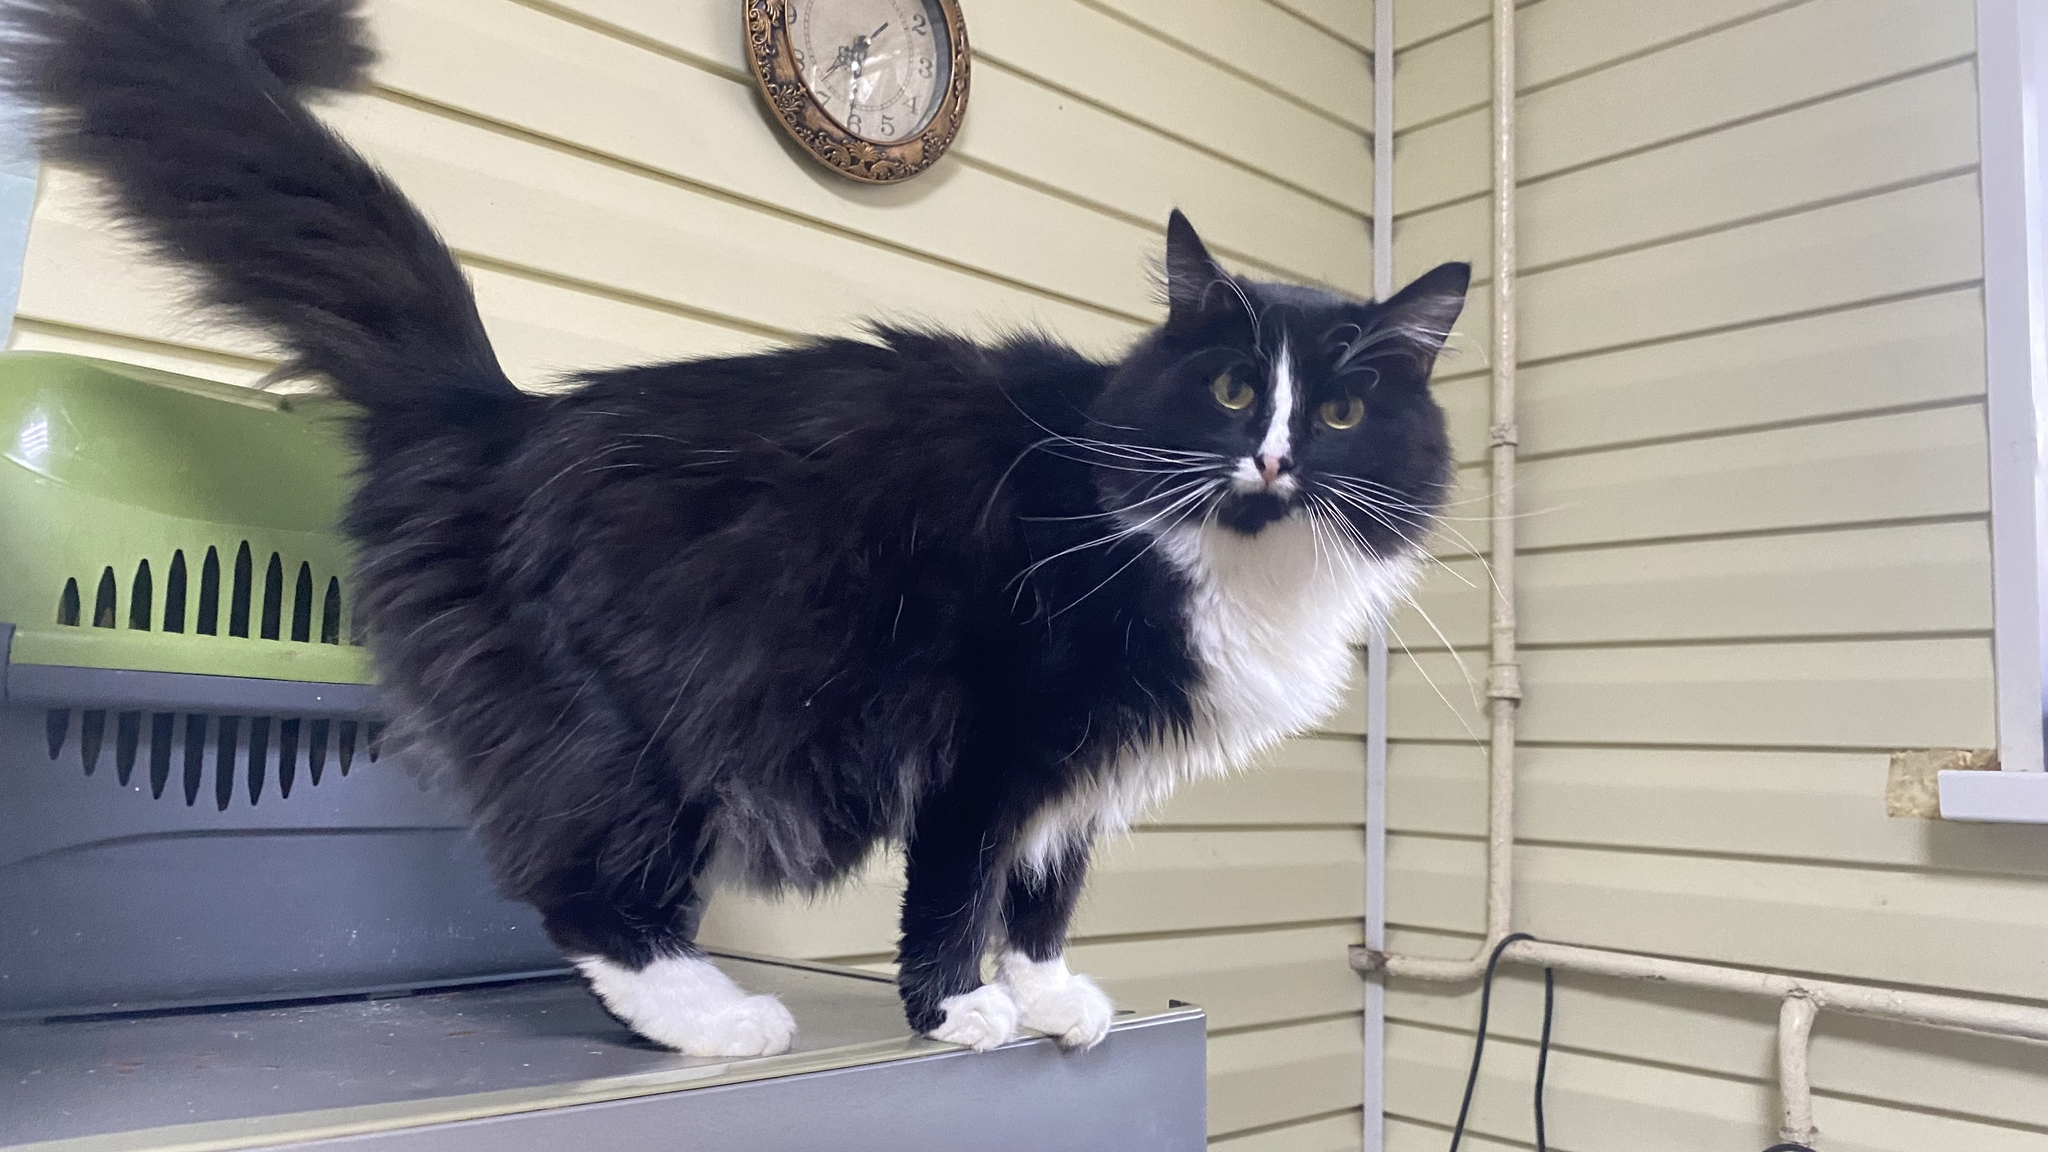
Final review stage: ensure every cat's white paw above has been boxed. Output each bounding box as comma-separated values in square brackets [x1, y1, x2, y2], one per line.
[929, 983, 1022, 1051]
[576, 953, 797, 1058]
[687, 993, 798, 1057]
[998, 951, 1114, 1051]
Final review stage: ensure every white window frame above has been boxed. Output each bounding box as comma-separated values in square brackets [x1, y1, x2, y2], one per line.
[1956, 0, 2048, 820]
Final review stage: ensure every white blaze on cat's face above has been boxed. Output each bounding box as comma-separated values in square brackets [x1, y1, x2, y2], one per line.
[1229, 339, 1301, 498]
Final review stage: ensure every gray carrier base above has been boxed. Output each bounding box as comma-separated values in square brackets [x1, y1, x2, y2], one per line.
[0, 634, 570, 1018]
[0, 955, 1208, 1151]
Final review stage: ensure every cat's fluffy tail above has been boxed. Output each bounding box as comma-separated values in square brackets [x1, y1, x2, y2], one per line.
[0, 0, 518, 417]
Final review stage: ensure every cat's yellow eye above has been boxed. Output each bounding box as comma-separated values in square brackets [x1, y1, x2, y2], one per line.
[1320, 397, 1366, 430]
[1211, 372, 1255, 411]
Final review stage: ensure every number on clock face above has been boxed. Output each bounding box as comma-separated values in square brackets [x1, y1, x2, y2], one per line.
[785, 0, 949, 143]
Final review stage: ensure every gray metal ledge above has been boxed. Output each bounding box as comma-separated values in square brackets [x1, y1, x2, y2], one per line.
[1, 954, 1207, 1152]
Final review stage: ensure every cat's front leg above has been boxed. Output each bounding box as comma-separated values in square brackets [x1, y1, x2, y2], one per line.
[997, 849, 1114, 1050]
[897, 789, 1020, 1051]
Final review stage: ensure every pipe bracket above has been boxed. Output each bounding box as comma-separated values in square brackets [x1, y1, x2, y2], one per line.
[1486, 662, 1524, 701]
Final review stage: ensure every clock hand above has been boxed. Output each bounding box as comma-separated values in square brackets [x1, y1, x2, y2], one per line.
[820, 24, 888, 80]
[820, 43, 857, 78]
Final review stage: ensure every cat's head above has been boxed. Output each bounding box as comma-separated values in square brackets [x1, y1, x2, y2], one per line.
[1092, 211, 1469, 560]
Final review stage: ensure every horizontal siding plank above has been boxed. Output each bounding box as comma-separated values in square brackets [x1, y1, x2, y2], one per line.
[1075, 829, 1367, 937]
[1424, 463, 1492, 559]
[1391, 195, 1486, 284]
[1388, 967, 2048, 1131]
[4, 322, 269, 387]
[1389, 1018, 1765, 1152]
[1504, 637, 1997, 748]
[1395, 0, 1976, 212]
[465, 265, 770, 380]
[18, 174, 778, 385]
[1521, 0, 1974, 183]
[1210, 1017, 1363, 1137]
[557, 0, 1372, 149]
[1407, 0, 1933, 135]
[1397, 62, 1983, 283]
[1386, 1018, 2048, 1152]
[959, 64, 1374, 293]
[16, 186, 263, 359]
[1387, 838, 2048, 998]
[1431, 371, 1490, 465]
[1392, 0, 1484, 52]
[1388, 558, 1490, 651]
[1390, 19, 1487, 131]
[1392, 104, 1490, 216]
[952, 0, 1372, 208]
[1155, 735, 1365, 826]
[1072, 924, 1365, 1032]
[317, 96, 1140, 348]
[1517, 287, 1986, 458]
[1513, 521, 1993, 646]
[365, 0, 1165, 322]
[1081, 0, 1374, 131]
[1516, 404, 1990, 551]
[1515, 173, 1982, 365]
[1212, 1110, 1361, 1152]
[1390, 638, 1997, 749]
[1399, 519, 1992, 659]
[1386, 1116, 1513, 1152]
[1271, 0, 1372, 51]
[1384, 649, 1488, 743]
[1388, 743, 2048, 878]
[538, 0, 1374, 289]
[1519, 0, 1798, 93]
[702, 829, 1366, 958]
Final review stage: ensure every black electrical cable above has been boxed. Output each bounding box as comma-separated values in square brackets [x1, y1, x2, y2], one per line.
[1445, 932, 1541, 1152]
[1533, 964, 1554, 1149]
[1441, 931, 1818, 1152]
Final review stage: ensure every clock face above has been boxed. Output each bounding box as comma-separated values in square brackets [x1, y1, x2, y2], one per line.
[785, 0, 951, 144]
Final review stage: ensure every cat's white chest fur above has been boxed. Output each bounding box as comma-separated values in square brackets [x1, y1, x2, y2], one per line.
[1017, 516, 1420, 871]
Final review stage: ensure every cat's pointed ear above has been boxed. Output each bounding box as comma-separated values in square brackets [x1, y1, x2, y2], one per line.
[1372, 261, 1471, 370]
[1162, 210, 1231, 332]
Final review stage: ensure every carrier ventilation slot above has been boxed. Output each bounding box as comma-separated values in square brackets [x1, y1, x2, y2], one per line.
[47, 710, 385, 807]
[45, 548, 367, 765]
[51, 544, 360, 649]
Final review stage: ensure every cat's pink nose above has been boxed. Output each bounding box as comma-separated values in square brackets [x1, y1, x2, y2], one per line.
[1257, 453, 1291, 484]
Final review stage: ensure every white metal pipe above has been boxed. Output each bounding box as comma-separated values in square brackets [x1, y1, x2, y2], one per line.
[1370, 0, 1523, 990]
[1777, 994, 1820, 1147]
[1361, 1, 1396, 1149]
[1356, 937, 2048, 1042]
[1494, 941, 2048, 1043]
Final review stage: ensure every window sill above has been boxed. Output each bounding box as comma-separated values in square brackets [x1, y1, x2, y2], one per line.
[1938, 768, 2048, 823]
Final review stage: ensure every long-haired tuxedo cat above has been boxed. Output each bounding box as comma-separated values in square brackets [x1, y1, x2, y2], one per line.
[3, 0, 1467, 1056]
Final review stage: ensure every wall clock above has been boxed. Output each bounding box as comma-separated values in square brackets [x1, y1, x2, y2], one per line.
[743, 0, 971, 183]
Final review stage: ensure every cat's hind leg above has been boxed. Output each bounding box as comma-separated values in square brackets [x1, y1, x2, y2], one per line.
[537, 814, 796, 1058]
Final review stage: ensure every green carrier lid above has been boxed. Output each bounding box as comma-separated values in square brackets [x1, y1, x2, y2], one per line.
[0, 352, 372, 684]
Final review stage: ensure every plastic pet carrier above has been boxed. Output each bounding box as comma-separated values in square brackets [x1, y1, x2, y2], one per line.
[0, 353, 563, 1019]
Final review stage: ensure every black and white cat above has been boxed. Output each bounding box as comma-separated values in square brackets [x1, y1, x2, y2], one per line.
[5, 0, 1466, 1056]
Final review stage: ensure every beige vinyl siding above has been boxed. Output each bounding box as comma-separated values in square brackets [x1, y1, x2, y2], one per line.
[8, 0, 1380, 1144]
[1384, 1, 2048, 1150]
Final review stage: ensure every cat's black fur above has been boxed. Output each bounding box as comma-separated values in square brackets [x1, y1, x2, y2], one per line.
[2, 0, 1467, 1042]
